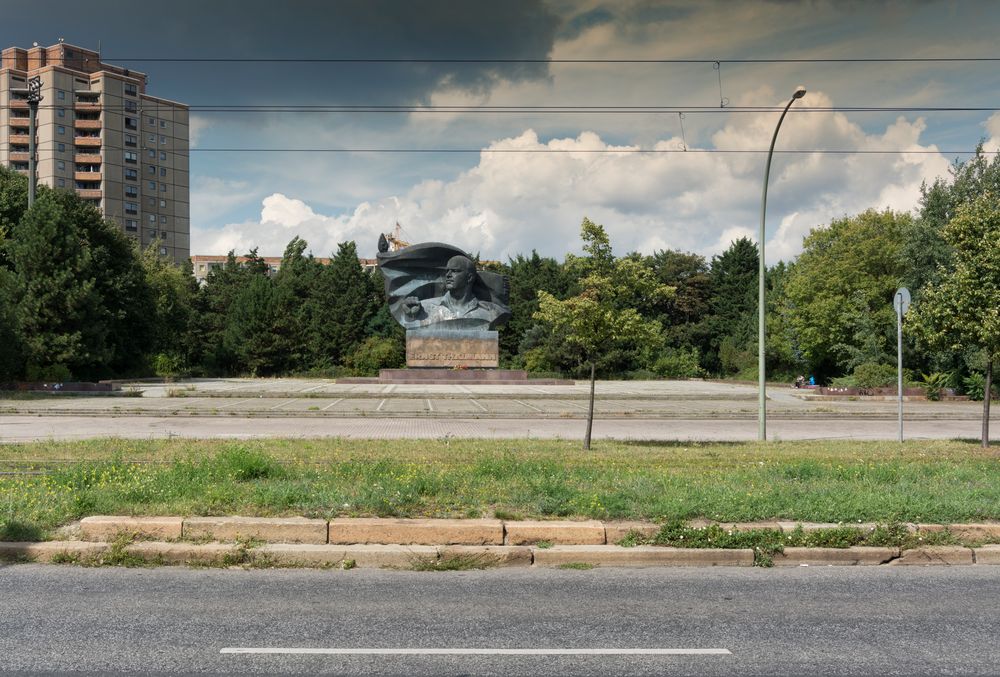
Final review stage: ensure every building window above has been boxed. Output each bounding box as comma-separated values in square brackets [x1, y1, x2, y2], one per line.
[57, 125, 65, 135]
[57, 143, 65, 152]
[125, 117, 137, 130]
[124, 168, 137, 181]
[148, 180, 156, 190]
[160, 215, 167, 224]
[58, 90, 65, 100]
[160, 120, 167, 128]
[124, 134, 137, 147]
[148, 148, 155, 158]
[125, 219, 138, 231]
[124, 100, 138, 113]
[159, 151, 166, 161]
[160, 183, 167, 192]
[58, 178, 66, 187]
[159, 199, 166, 208]
[159, 246, 167, 256]
[125, 185, 138, 198]
[160, 167, 167, 177]
[148, 133, 156, 143]
[124, 83, 137, 96]
[125, 202, 138, 215]
[148, 214, 156, 223]
[147, 197, 156, 207]
[58, 108, 65, 118]
[57, 161, 66, 170]
[159, 135, 167, 145]
[124, 151, 137, 164]
[147, 165, 156, 174]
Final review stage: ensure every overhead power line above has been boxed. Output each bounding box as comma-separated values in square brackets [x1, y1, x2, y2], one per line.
[103, 56, 1000, 64]
[174, 147, 997, 155]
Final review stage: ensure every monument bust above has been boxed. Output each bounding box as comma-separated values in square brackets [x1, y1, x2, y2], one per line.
[377, 241, 511, 367]
[377, 242, 511, 332]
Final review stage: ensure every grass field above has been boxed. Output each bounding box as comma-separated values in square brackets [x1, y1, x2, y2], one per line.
[1, 438, 999, 540]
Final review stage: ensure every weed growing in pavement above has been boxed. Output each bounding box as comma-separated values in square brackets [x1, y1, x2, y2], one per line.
[82, 532, 153, 568]
[557, 562, 595, 570]
[616, 530, 647, 548]
[49, 551, 81, 564]
[341, 558, 356, 570]
[493, 510, 523, 521]
[410, 552, 498, 571]
[534, 540, 554, 549]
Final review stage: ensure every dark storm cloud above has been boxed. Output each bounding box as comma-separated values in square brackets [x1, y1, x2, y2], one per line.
[1, 0, 560, 104]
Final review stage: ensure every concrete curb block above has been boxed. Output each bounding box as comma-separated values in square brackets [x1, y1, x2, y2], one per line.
[773, 546, 899, 566]
[505, 520, 606, 545]
[440, 545, 533, 568]
[126, 541, 236, 565]
[329, 518, 503, 545]
[532, 545, 754, 567]
[604, 521, 660, 543]
[973, 545, 1000, 564]
[80, 516, 183, 541]
[182, 516, 327, 544]
[916, 523, 1000, 541]
[0, 541, 108, 562]
[890, 546, 975, 566]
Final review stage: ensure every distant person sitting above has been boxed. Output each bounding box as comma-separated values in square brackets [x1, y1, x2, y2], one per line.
[402, 255, 510, 330]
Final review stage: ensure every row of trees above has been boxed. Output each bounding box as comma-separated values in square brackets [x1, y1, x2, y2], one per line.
[0, 150, 997, 401]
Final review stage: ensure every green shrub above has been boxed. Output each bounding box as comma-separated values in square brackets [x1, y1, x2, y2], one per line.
[920, 372, 952, 401]
[24, 363, 72, 382]
[152, 352, 186, 380]
[653, 347, 704, 379]
[852, 363, 897, 389]
[343, 337, 405, 376]
[829, 375, 857, 387]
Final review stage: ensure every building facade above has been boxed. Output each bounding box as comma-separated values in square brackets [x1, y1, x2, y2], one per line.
[0, 42, 189, 262]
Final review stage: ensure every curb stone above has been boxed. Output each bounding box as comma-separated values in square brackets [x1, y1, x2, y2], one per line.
[80, 516, 183, 541]
[890, 546, 974, 566]
[182, 516, 327, 544]
[532, 545, 753, 567]
[439, 545, 532, 567]
[973, 545, 1000, 564]
[773, 546, 899, 566]
[0, 541, 108, 562]
[504, 520, 605, 545]
[328, 518, 503, 545]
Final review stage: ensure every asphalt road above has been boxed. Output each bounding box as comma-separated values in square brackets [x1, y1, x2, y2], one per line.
[1, 564, 998, 676]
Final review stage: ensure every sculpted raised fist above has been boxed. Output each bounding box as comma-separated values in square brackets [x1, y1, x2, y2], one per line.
[402, 296, 423, 319]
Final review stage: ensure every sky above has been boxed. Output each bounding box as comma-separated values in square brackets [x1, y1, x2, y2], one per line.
[5, 0, 1000, 263]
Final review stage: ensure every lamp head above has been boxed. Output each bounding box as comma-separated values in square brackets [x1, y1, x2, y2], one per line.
[792, 86, 807, 99]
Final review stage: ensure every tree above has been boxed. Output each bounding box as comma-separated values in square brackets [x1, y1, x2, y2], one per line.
[911, 192, 1000, 448]
[310, 241, 379, 367]
[783, 210, 911, 380]
[533, 218, 673, 448]
[500, 250, 570, 362]
[274, 237, 323, 371]
[224, 274, 286, 376]
[8, 189, 108, 379]
[704, 237, 759, 376]
[140, 245, 197, 375]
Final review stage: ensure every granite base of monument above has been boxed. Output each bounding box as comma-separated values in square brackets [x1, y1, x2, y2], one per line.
[406, 329, 498, 368]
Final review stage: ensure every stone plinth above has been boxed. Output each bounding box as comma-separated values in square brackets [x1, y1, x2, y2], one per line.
[406, 329, 498, 368]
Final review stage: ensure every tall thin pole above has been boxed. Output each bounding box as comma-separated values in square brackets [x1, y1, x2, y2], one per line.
[897, 295, 903, 443]
[758, 86, 806, 442]
[26, 76, 42, 208]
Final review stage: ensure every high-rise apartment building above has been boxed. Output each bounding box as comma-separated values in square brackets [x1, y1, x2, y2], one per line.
[0, 42, 189, 262]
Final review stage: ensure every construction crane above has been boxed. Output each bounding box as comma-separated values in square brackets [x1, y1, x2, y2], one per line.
[379, 222, 411, 252]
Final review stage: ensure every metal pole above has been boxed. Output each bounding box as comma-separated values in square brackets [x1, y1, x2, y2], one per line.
[758, 87, 805, 442]
[26, 76, 42, 208]
[897, 294, 903, 443]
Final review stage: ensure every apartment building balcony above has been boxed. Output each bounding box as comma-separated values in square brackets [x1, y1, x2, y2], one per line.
[9, 118, 29, 130]
[8, 99, 28, 110]
[74, 171, 101, 182]
[76, 189, 103, 200]
[74, 135, 101, 147]
[75, 153, 102, 164]
[74, 119, 102, 130]
[9, 152, 29, 162]
[74, 102, 102, 113]
[9, 133, 30, 144]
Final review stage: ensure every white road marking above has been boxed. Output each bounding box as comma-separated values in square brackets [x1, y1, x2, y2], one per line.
[470, 399, 488, 412]
[383, 385, 396, 394]
[426, 399, 434, 412]
[321, 398, 344, 411]
[216, 398, 256, 410]
[221, 647, 731, 656]
[376, 399, 387, 411]
[514, 399, 543, 412]
[558, 400, 588, 410]
[270, 399, 297, 410]
[300, 383, 328, 393]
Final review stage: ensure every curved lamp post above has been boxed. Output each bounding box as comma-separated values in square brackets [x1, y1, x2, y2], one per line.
[759, 86, 806, 441]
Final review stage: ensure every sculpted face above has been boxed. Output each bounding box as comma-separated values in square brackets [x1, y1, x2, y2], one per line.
[444, 256, 476, 294]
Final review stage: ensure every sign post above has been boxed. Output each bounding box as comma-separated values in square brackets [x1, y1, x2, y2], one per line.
[894, 288, 911, 443]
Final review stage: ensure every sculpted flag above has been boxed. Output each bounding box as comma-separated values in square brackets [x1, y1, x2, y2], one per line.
[377, 242, 511, 332]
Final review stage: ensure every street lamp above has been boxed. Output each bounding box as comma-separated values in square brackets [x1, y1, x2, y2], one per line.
[26, 76, 43, 208]
[758, 85, 806, 441]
